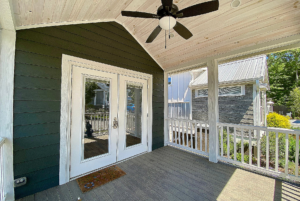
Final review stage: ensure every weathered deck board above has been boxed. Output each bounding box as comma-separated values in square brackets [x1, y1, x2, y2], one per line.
[17, 146, 300, 201]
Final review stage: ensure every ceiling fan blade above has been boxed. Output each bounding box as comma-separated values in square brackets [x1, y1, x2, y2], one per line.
[177, 0, 219, 18]
[173, 22, 193, 40]
[161, 0, 173, 8]
[121, 11, 159, 19]
[146, 26, 162, 43]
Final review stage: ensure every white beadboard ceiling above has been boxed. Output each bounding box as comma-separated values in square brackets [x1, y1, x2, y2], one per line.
[12, 0, 300, 70]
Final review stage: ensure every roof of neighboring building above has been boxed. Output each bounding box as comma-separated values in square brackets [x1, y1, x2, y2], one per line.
[190, 55, 269, 89]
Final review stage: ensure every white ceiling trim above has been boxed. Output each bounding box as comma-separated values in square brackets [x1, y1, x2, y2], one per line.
[0, 0, 16, 30]
[15, 18, 164, 71]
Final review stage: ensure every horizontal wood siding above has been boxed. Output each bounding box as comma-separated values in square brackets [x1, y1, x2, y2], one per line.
[14, 22, 164, 199]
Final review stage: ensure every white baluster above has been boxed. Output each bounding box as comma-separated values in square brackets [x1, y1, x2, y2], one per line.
[275, 132, 278, 172]
[296, 134, 299, 176]
[234, 127, 237, 161]
[220, 126, 223, 157]
[285, 133, 289, 174]
[186, 121, 188, 147]
[178, 120, 182, 145]
[171, 120, 174, 143]
[175, 120, 178, 144]
[249, 129, 252, 165]
[241, 128, 244, 163]
[195, 121, 198, 150]
[200, 123, 203, 152]
[190, 121, 193, 149]
[266, 131, 269, 170]
[205, 123, 207, 153]
[257, 129, 261, 168]
[227, 126, 230, 159]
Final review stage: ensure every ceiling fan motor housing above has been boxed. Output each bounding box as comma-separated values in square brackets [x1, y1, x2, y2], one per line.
[159, 16, 176, 30]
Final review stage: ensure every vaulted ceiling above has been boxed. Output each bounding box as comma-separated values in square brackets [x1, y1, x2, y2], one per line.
[12, 0, 300, 70]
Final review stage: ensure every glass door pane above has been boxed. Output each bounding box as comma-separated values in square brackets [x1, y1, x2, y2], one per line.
[126, 82, 143, 147]
[83, 78, 110, 160]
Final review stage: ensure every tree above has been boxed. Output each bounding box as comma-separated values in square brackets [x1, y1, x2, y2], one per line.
[289, 87, 300, 117]
[267, 49, 300, 105]
[85, 81, 99, 105]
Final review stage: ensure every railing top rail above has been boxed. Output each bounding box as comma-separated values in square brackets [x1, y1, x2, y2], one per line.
[217, 122, 300, 134]
[165, 118, 208, 124]
[217, 122, 267, 129]
[0, 137, 5, 147]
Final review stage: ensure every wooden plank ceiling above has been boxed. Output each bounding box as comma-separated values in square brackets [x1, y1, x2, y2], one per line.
[12, 0, 300, 70]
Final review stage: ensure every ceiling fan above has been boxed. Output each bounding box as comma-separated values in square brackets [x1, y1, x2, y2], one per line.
[121, 0, 219, 43]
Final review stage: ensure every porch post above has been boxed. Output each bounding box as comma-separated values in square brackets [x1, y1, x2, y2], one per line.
[164, 72, 169, 146]
[207, 59, 219, 163]
[0, 29, 16, 201]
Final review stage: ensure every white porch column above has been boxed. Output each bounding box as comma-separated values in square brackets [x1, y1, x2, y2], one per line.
[0, 29, 16, 201]
[164, 72, 169, 146]
[207, 59, 219, 163]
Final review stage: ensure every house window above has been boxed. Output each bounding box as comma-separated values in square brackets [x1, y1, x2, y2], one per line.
[197, 89, 208, 97]
[195, 85, 245, 97]
[168, 77, 172, 85]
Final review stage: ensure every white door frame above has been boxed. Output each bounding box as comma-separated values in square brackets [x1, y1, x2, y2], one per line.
[59, 55, 153, 185]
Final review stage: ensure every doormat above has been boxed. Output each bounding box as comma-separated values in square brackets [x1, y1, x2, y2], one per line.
[76, 165, 126, 193]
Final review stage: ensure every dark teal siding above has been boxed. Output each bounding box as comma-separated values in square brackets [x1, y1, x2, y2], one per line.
[13, 22, 164, 199]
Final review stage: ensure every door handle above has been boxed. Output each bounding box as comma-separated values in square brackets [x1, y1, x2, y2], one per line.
[113, 117, 118, 129]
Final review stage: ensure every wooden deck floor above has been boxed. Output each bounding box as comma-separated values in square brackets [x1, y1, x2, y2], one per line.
[17, 146, 300, 201]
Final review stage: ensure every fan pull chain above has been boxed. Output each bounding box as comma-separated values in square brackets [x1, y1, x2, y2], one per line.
[165, 30, 166, 49]
[169, 15, 170, 39]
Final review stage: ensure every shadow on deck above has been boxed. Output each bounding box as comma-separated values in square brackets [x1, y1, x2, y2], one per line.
[17, 146, 300, 201]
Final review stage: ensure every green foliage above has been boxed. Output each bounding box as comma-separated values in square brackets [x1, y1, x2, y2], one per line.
[288, 136, 300, 163]
[85, 81, 99, 105]
[267, 49, 300, 105]
[267, 112, 291, 129]
[261, 132, 286, 163]
[219, 129, 234, 156]
[288, 87, 300, 117]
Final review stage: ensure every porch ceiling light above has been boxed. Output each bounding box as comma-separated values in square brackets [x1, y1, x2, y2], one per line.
[159, 16, 176, 30]
[231, 0, 241, 8]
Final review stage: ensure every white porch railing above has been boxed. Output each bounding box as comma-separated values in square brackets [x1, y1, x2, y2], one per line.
[0, 137, 6, 201]
[85, 112, 109, 136]
[217, 123, 300, 182]
[165, 118, 209, 157]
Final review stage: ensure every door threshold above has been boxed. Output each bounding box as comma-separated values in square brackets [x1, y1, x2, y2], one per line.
[69, 151, 148, 182]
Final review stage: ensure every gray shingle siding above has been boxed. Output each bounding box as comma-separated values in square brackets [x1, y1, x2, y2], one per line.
[192, 84, 254, 125]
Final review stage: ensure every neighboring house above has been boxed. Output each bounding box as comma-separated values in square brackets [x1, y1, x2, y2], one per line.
[189, 55, 269, 126]
[168, 72, 192, 119]
[93, 82, 109, 107]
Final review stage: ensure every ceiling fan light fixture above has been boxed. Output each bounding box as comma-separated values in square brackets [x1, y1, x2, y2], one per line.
[231, 0, 241, 8]
[159, 16, 176, 30]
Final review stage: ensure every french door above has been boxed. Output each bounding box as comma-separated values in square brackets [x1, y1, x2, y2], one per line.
[117, 75, 148, 161]
[70, 65, 148, 179]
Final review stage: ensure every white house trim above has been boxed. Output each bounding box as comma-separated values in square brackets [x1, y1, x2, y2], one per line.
[0, 0, 16, 30]
[59, 54, 153, 185]
[0, 29, 16, 201]
[0, 1, 16, 200]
